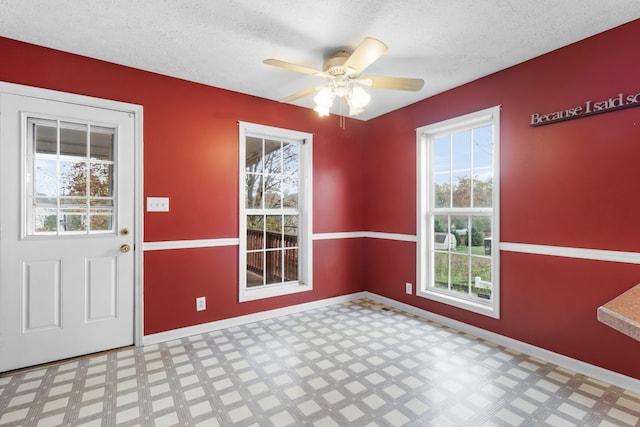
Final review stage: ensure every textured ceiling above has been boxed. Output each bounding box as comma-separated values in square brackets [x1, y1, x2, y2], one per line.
[1, 1, 640, 120]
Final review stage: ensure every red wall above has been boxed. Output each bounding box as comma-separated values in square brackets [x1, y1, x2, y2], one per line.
[1, 18, 640, 380]
[0, 36, 368, 335]
[364, 19, 640, 379]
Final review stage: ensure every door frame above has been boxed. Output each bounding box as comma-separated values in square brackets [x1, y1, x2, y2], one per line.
[0, 81, 144, 347]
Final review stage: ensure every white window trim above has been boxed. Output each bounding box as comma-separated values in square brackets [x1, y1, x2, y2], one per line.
[416, 106, 501, 319]
[238, 121, 313, 302]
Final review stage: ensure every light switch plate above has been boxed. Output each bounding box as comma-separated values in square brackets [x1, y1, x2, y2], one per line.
[147, 197, 169, 212]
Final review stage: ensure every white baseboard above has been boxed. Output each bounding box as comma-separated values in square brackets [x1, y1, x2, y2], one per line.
[143, 292, 368, 346]
[364, 292, 640, 395]
[143, 290, 640, 394]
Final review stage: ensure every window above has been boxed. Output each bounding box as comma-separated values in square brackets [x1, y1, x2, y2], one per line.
[25, 117, 116, 236]
[416, 106, 500, 318]
[238, 122, 312, 302]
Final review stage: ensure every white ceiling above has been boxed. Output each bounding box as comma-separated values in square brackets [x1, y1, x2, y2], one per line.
[1, 1, 640, 120]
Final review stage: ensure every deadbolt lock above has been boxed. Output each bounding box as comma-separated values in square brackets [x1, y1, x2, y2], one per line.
[120, 228, 129, 235]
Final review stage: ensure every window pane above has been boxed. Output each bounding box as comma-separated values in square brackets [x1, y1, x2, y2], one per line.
[246, 137, 263, 173]
[34, 158, 57, 197]
[433, 215, 450, 251]
[434, 135, 450, 173]
[434, 173, 450, 208]
[472, 257, 492, 300]
[473, 217, 492, 256]
[60, 209, 87, 232]
[245, 174, 263, 209]
[450, 254, 469, 294]
[90, 163, 113, 197]
[452, 130, 471, 170]
[283, 215, 298, 241]
[90, 126, 114, 161]
[452, 172, 471, 208]
[247, 215, 264, 250]
[266, 215, 282, 249]
[34, 208, 57, 232]
[473, 169, 492, 208]
[60, 161, 87, 197]
[451, 215, 469, 253]
[433, 252, 449, 289]
[263, 175, 282, 209]
[34, 121, 57, 155]
[473, 125, 493, 168]
[264, 139, 282, 174]
[266, 250, 282, 284]
[283, 249, 298, 281]
[282, 142, 298, 175]
[247, 251, 264, 288]
[60, 123, 87, 158]
[90, 209, 113, 231]
[282, 176, 298, 209]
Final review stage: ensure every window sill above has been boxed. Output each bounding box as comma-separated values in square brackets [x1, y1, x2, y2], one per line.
[417, 288, 500, 319]
[239, 282, 312, 302]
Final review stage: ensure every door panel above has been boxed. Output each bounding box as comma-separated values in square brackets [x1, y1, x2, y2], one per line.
[0, 91, 136, 372]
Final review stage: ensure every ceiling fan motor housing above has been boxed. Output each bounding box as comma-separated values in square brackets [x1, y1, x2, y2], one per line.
[323, 51, 354, 76]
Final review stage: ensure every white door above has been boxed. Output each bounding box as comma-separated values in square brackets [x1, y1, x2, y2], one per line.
[0, 91, 136, 372]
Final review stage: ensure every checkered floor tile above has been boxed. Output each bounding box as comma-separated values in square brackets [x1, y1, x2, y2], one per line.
[1, 299, 639, 426]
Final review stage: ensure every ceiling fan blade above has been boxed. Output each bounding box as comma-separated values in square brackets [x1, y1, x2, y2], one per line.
[263, 59, 324, 76]
[343, 38, 388, 75]
[279, 86, 318, 103]
[362, 75, 425, 91]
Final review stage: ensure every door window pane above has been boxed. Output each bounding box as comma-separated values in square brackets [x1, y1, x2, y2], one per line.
[26, 118, 116, 236]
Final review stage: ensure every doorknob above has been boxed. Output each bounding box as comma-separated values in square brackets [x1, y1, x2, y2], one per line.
[120, 244, 131, 253]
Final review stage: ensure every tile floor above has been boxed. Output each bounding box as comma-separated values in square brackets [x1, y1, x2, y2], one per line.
[1, 298, 640, 426]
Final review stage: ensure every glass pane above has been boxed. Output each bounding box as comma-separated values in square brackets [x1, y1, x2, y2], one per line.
[34, 121, 57, 155]
[60, 122, 87, 158]
[247, 215, 264, 250]
[473, 125, 493, 168]
[60, 161, 87, 197]
[473, 169, 492, 208]
[433, 135, 450, 173]
[90, 209, 113, 231]
[433, 251, 449, 289]
[266, 249, 282, 284]
[282, 142, 298, 175]
[35, 197, 56, 206]
[59, 209, 87, 232]
[60, 197, 86, 206]
[34, 208, 57, 232]
[452, 172, 471, 208]
[90, 126, 114, 161]
[246, 251, 264, 288]
[90, 198, 114, 206]
[266, 215, 282, 249]
[450, 254, 469, 294]
[246, 137, 263, 173]
[452, 130, 471, 170]
[471, 256, 492, 300]
[245, 173, 262, 209]
[89, 163, 113, 197]
[433, 215, 450, 251]
[282, 176, 298, 209]
[434, 173, 450, 208]
[472, 217, 492, 256]
[283, 215, 299, 242]
[451, 215, 469, 253]
[264, 139, 282, 174]
[283, 249, 298, 282]
[263, 175, 281, 209]
[34, 158, 57, 197]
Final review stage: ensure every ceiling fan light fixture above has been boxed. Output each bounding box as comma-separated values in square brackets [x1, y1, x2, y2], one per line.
[313, 104, 331, 117]
[349, 85, 371, 109]
[313, 87, 334, 108]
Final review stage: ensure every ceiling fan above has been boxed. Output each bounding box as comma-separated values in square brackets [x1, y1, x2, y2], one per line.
[263, 37, 424, 117]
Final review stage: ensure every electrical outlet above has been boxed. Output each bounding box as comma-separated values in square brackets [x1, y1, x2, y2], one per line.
[405, 282, 412, 294]
[196, 296, 206, 311]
